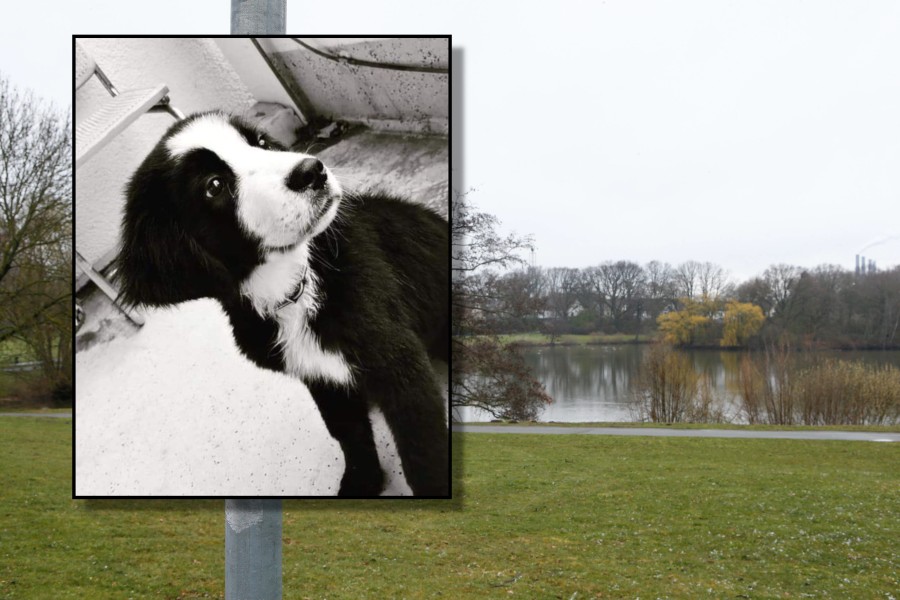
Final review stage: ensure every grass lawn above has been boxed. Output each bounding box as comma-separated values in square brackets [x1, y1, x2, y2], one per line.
[1, 418, 898, 598]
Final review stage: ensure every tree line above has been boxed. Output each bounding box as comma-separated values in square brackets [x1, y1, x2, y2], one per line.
[464, 259, 900, 349]
[0, 75, 72, 405]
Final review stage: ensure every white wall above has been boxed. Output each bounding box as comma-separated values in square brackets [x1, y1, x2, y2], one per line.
[75, 38, 256, 264]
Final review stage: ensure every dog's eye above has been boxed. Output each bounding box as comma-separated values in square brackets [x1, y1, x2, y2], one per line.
[257, 135, 268, 149]
[205, 177, 225, 198]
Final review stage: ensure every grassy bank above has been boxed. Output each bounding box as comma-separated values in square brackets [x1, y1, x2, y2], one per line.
[490, 332, 658, 346]
[2, 417, 898, 598]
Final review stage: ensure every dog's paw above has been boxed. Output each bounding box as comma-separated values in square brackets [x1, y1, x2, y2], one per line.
[337, 466, 385, 497]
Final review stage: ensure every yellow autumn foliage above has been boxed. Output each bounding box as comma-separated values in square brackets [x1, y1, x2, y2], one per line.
[658, 298, 765, 347]
[720, 301, 765, 347]
[657, 308, 710, 345]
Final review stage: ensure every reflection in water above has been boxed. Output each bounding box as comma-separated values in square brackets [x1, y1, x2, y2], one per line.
[529, 346, 641, 422]
[458, 346, 900, 423]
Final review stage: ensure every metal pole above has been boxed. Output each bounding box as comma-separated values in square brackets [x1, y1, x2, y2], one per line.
[225, 500, 283, 600]
[231, 0, 287, 34]
[226, 6, 285, 598]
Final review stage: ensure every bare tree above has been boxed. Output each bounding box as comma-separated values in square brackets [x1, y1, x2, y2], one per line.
[582, 261, 645, 333]
[696, 261, 732, 300]
[0, 75, 72, 402]
[451, 189, 533, 275]
[543, 267, 581, 323]
[673, 260, 731, 304]
[736, 276, 774, 316]
[763, 263, 802, 320]
[451, 190, 550, 420]
[643, 260, 676, 321]
[673, 260, 702, 301]
[492, 267, 546, 332]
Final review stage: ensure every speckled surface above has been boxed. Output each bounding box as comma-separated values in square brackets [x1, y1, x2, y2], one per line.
[75, 298, 344, 496]
[317, 130, 448, 216]
[74, 290, 439, 496]
[263, 38, 448, 134]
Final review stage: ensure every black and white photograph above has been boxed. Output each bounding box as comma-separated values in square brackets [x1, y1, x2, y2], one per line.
[74, 37, 450, 497]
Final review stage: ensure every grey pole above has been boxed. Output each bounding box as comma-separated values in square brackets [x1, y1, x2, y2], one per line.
[231, 0, 287, 34]
[225, 500, 283, 600]
[225, 6, 286, 599]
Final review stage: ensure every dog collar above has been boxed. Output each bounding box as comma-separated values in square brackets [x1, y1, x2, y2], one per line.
[274, 272, 309, 312]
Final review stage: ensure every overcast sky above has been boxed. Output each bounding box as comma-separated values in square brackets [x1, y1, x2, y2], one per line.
[4, 1, 899, 283]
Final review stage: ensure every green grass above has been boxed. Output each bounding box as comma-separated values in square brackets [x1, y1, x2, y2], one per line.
[1, 418, 898, 598]
[462, 421, 900, 433]
[492, 332, 658, 346]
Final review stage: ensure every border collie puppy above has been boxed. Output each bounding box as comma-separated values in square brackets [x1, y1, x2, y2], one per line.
[116, 111, 449, 497]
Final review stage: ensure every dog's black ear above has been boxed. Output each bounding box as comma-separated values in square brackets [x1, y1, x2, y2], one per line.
[116, 151, 232, 307]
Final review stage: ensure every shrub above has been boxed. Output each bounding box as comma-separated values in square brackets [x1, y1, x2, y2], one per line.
[737, 347, 900, 425]
[737, 354, 765, 424]
[50, 380, 73, 407]
[735, 345, 797, 425]
[631, 343, 727, 423]
[796, 360, 900, 425]
[5, 374, 71, 409]
[453, 337, 552, 421]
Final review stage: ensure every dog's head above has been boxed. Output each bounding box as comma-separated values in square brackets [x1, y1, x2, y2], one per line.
[117, 111, 342, 306]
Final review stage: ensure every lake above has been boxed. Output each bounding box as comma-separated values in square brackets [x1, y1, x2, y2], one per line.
[455, 345, 900, 423]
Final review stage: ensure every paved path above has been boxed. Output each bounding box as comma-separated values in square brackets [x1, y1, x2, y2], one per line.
[453, 424, 899, 442]
[0, 412, 72, 418]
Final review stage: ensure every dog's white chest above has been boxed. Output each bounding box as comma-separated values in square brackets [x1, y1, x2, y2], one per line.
[275, 303, 354, 386]
[240, 245, 354, 387]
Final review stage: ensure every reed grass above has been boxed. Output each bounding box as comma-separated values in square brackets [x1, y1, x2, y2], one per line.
[737, 349, 900, 426]
[796, 359, 900, 426]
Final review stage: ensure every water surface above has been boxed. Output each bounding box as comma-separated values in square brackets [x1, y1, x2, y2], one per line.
[456, 345, 900, 423]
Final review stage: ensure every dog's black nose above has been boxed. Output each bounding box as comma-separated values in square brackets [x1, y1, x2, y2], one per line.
[286, 158, 327, 192]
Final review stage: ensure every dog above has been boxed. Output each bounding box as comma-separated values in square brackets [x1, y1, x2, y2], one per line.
[116, 111, 449, 497]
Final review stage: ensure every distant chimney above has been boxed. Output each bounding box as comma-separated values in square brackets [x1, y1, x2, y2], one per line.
[861, 255, 866, 275]
[855, 254, 860, 276]
[869, 259, 875, 274]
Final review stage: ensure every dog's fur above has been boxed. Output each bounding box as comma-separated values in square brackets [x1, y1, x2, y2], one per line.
[116, 112, 449, 496]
